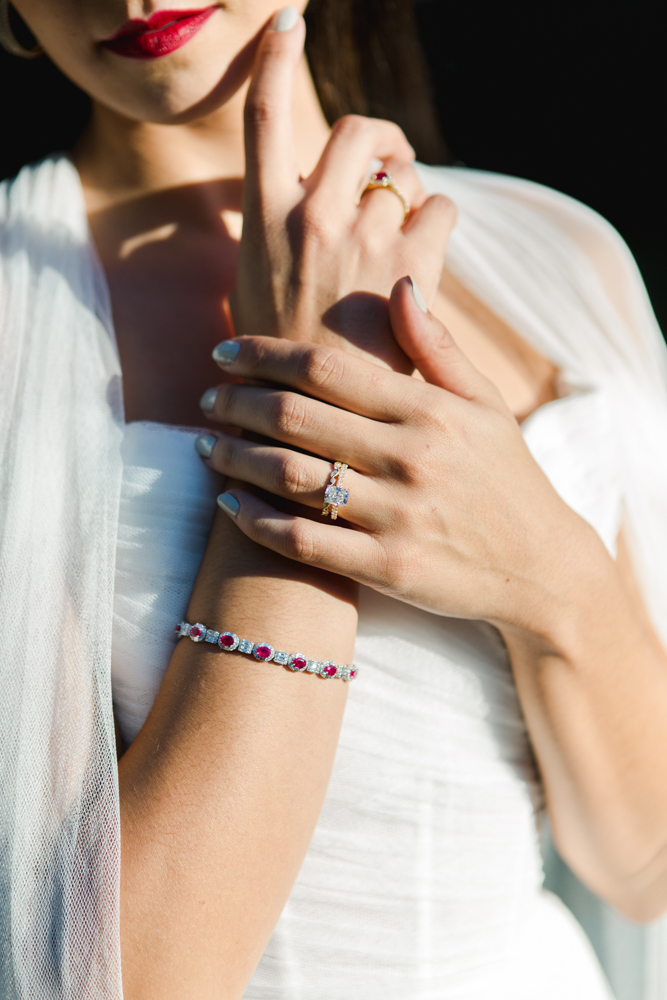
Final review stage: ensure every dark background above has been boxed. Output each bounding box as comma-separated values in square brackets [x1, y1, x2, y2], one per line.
[2, 0, 665, 330]
[415, 0, 666, 331]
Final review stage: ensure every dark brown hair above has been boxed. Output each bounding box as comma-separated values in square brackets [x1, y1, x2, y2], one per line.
[305, 0, 447, 164]
[0, 0, 447, 181]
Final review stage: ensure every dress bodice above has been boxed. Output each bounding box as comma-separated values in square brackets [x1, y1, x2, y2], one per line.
[111, 389, 619, 999]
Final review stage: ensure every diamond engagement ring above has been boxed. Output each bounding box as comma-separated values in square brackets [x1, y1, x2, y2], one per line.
[362, 170, 410, 222]
[322, 462, 349, 521]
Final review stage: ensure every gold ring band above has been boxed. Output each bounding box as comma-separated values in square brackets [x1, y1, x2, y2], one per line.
[362, 170, 410, 222]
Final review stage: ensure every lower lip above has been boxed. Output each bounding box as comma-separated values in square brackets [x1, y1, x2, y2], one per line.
[101, 7, 217, 60]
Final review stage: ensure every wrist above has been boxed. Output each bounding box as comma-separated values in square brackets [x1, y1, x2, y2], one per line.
[190, 498, 358, 665]
[496, 514, 632, 664]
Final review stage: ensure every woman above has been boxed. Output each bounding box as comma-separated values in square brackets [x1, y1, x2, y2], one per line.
[2, 1, 667, 998]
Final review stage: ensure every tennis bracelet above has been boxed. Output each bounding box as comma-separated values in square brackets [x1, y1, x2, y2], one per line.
[174, 622, 357, 682]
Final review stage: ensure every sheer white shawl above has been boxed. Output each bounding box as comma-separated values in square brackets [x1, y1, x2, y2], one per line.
[0, 157, 123, 999]
[1, 153, 666, 999]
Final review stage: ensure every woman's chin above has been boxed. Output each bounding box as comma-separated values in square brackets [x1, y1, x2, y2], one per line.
[107, 77, 245, 126]
[48, 16, 262, 128]
[82, 52, 250, 127]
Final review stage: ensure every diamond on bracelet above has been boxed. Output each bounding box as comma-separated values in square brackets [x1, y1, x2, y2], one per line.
[217, 631, 239, 651]
[175, 621, 189, 637]
[237, 639, 254, 654]
[253, 642, 275, 662]
[306, 660, 321, 674]
[205, 630, 220, 643]
[189, 623, 207, 642]
[274, 650, 289, 665]
[323, 484, 349, 507]
[320, 661, 338, 679]
[288, 653, 308, 672]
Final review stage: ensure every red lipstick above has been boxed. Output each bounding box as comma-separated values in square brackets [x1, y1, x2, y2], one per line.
[101, 6, 218, 59]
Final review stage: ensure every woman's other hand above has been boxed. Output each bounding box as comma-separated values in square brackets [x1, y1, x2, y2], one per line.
[230, 7, 455, 373]
[201, 276, 598, 635]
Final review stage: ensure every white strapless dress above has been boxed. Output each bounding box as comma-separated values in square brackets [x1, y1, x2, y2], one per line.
[111, 387, 620, 999]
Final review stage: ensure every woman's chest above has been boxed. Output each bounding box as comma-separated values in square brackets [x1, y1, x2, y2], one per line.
[92, 219, 239, 427]
[433, 268, 560, 421]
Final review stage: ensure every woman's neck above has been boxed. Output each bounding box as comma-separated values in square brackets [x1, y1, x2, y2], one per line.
[73, 53, 331, 216]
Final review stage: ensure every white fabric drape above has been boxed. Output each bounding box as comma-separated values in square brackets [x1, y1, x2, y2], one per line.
[416, 164, 667, 1000]
[0, 157, 124, 999]
[1, 153, 667, 997]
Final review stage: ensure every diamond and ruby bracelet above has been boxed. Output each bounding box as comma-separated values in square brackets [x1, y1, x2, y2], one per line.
[174, 622, 357, 682]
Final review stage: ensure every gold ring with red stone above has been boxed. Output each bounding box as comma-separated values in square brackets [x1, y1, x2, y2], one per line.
[361, 170, 410, 222]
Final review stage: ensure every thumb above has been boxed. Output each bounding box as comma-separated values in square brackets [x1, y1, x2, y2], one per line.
[389, 276, 506, 409]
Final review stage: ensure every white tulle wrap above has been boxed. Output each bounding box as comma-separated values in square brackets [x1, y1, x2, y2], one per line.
[0, 158, 123, 999]
[1, 153, 667, 999]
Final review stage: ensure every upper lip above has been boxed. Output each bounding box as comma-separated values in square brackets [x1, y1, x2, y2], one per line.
[101, 7, 216, 42]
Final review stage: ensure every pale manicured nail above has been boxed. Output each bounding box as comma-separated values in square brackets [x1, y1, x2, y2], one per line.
[217, 493, 240, 516]
[200, 387, 219, 412]
[212, 340, 240, 365]
[195, 434, 216, 458]
[272, 5, 299, 30]
[409, 276, 428, 314]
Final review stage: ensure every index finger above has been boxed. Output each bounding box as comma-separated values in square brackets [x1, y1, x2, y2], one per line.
[243, 7, 305, 200]
[212, 337, 428, 423]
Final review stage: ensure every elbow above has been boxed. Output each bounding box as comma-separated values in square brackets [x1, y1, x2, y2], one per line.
[610, 888, 667, 925]
[597, 862, 667, 924]
[552, 822, 667, 925]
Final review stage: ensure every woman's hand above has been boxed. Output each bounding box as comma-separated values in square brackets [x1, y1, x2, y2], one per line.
[231, 8, 455, 372]
[200, 277, 600, 636]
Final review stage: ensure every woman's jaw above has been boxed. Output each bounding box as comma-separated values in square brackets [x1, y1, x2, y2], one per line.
[12, 1, 308, 125]
[48, 1, 331, 206]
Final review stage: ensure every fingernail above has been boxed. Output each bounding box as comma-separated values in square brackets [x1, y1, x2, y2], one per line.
[409, 276, 428, 314]
[272, 5, 299, 30]
[200, 387, 219, 412]
[217, 493, 240, 516]
[212, 340, 240, 365]
[195, 434, 216, 458]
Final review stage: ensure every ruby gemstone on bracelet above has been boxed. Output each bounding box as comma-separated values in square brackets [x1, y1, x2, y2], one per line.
[218, 631, 239, 651]
[253, 642, 275, 662]
[288, 653, 308, 672]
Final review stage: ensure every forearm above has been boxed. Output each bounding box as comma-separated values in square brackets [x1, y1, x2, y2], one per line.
[500, 519, 667, 920]
[118, 507, 357, 999]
